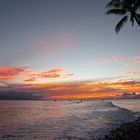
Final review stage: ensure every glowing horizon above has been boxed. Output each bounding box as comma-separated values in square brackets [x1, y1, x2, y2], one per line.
[0, 0, 140, 99]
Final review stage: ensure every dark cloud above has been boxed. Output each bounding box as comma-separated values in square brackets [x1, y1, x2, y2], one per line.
[0, 91, 43, 100]
[117, 92, 140, 99]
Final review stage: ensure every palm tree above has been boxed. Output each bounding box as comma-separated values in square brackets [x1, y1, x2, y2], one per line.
[106, 0, 140, 34]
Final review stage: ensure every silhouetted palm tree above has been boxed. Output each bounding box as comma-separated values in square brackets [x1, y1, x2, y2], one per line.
[106, 0, 140, 34]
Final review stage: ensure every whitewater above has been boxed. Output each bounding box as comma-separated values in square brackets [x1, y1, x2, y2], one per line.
[0, 99, 139, 140]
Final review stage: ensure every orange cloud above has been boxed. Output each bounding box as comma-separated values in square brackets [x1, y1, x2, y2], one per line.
[79, 82, 122, 90]
[24, 78, 36, 82]
[30, 68, 64, 79]
[49, 85, 77, 91]
[80, 81, 140, 91]
[41, 73, 61, 78]
[0, 67, 24, 80]
[0, 66, 68, 84]
[48, 92, 118, 100]
[14, 83, 49, 89]
[46, 68, 64, 73]
[11, 79, 140, 99]
[0, 67, 139, 100]
[37, 68, 74, 79]
[38, 68, 64, 78]
[14, 83, 62, 90]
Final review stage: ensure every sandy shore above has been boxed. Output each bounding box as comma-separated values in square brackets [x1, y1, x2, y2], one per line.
[101, 117, 140, 140]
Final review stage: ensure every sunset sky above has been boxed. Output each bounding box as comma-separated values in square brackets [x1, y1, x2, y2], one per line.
[0, 0, 140, 99]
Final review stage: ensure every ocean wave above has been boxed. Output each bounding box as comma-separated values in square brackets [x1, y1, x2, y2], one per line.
[0, 100, 137, 140]
[56, 101, 136, 140]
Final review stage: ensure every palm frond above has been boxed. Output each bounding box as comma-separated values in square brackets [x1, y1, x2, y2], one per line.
[106, 9, 126, 15]
[123, 0, 133, 5]
[115, 15, 128, 34]
[136, 14, 140, 20]
[106, 0, 115, 8]
[135, 14, 140, 26]
[134, 0, 140, 10]
[105, 0, 140, 34]
[106, 0, 122, 8]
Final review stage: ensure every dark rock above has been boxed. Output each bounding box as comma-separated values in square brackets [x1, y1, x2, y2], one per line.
[102, 118, 140, 140]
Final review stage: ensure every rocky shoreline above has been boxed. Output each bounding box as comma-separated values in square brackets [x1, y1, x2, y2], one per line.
[101, 117, 140, 140]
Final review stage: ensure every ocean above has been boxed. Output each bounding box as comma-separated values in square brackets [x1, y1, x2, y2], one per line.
[0, 99, 139, 140]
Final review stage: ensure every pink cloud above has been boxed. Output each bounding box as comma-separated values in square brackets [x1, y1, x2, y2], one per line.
[0, 67, 24, 80]
[0, 66, 72, 83]
[98, 58, 111, 64]
[24, 78, 36, 82]
[44, 68, 64, 74]
[30, 68, 64, 79]
[81, 57, 113, 66]
[41, 73, 61, 78]
[22, 68, 74, 82]
[127, 72, 140, 75]
[112, 56, 126, 64]
[81, 55, 140, 67]
[63, 73, 74, 78]
[130, 56, 140, 64]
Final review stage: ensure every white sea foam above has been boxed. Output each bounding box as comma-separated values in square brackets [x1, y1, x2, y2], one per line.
[112, 99, 140, 117]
